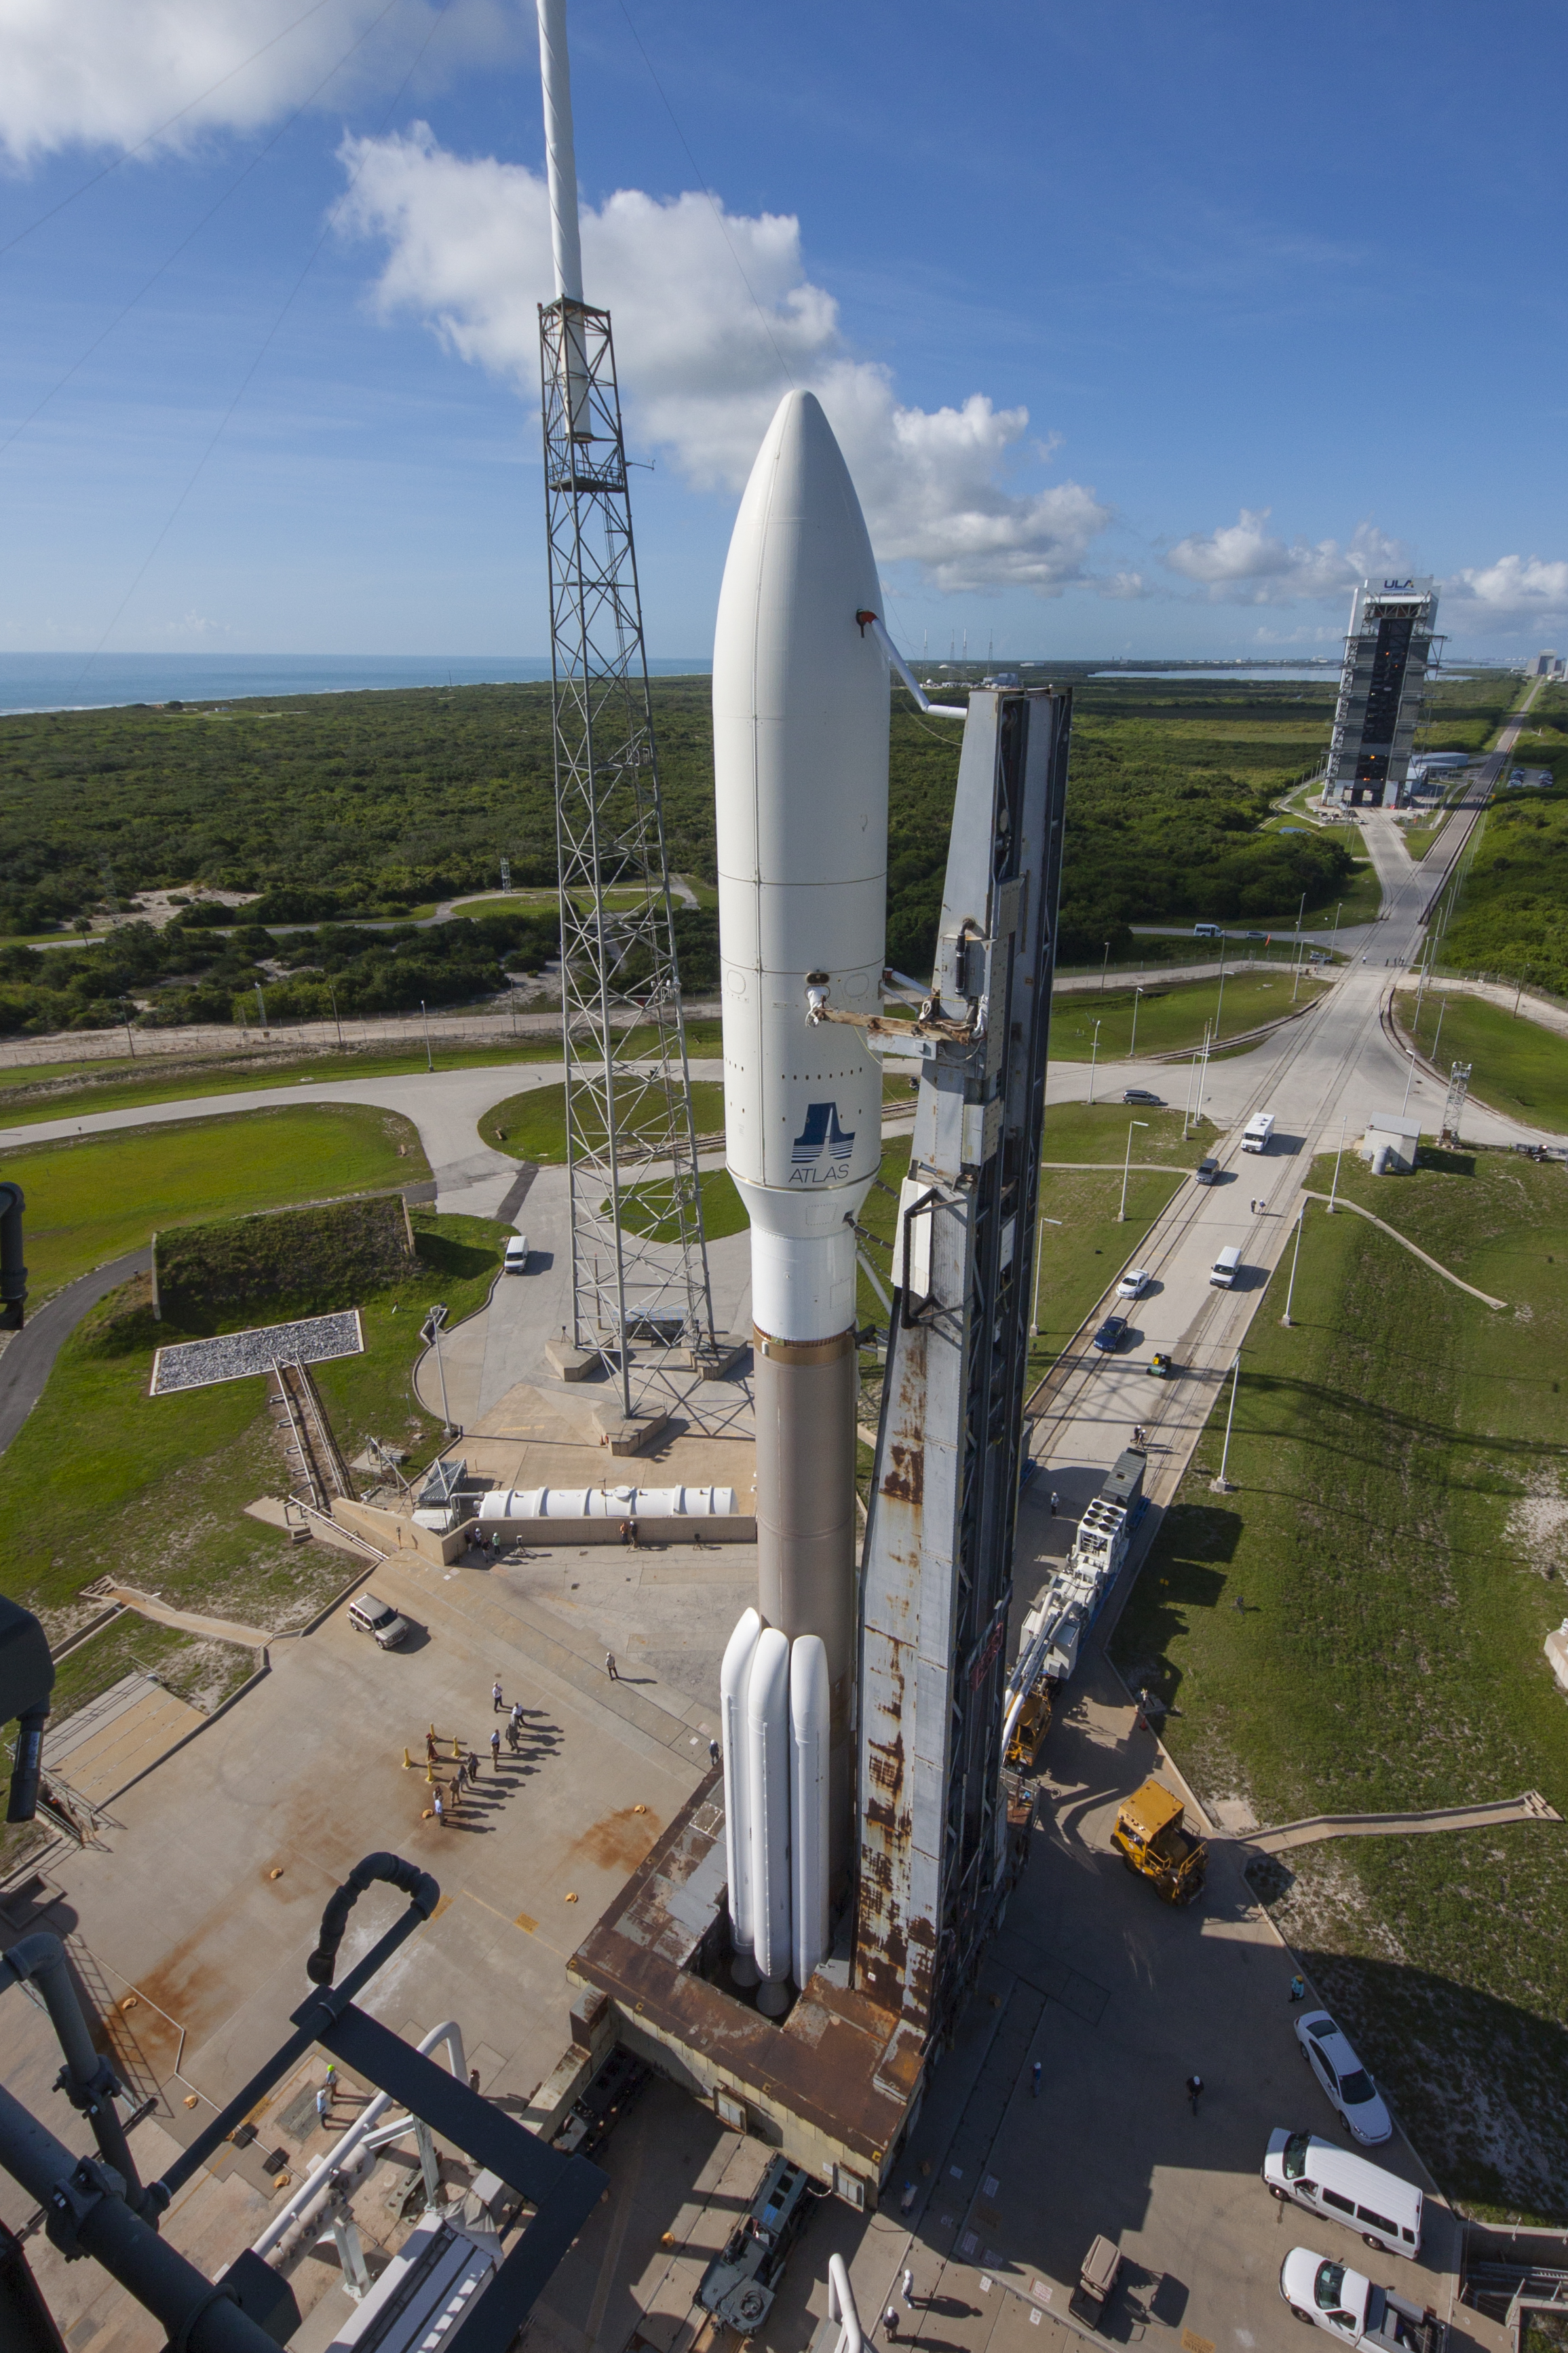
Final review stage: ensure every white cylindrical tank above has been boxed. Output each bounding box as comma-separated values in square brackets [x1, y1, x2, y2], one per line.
[746, 1625, 792, 2013]
[719, 1608, 763, 1984]
[788, 1635, 830, 1991]
[476, 1484, 740, 1520]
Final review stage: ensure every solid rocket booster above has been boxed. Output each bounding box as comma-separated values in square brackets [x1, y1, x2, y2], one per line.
[713, 390, 888, 1879]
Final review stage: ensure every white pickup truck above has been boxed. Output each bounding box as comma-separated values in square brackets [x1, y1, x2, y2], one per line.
[1279, 2251, 1445, 2353]
[1242, 1111, 1276, 1154]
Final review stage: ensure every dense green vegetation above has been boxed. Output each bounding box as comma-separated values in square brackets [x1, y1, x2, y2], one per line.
[1111, 1148, 1568, 2217]
[0, 671, 1457, 1037]
[0, 1104, 427, 1300]
[1397, 986, 1568, 1133]
[155, 1194, 413, 1328]
[1440, 782, 1568, 996]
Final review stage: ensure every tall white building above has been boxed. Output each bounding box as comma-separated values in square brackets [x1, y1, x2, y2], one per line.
[1326, 578, 1440, 808]
[1534, 650, 1559, 678]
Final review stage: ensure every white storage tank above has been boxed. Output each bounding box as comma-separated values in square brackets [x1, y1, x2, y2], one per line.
[476, 1484, 739, 1520]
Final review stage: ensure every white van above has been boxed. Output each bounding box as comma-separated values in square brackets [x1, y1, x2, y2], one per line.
[1242, 1112, 1276, 1154]
[1263, 2130, 1422, 2259]
[1193, 922, 1223, 939]
[1210, 1245, 1242, 1288]
[503, 1234, 530, 1275]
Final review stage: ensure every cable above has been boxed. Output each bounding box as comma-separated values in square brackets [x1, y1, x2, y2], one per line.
[615, 0, 797, 391]
[62, 0, 456, 705]
[0, 0, 408, 461]
[0, 0, 354, 262]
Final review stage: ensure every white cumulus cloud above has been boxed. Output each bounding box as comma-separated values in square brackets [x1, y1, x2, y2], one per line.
[0, 0, 505, 165]
[1442, 554, 1568, 628]
[336, 124, 1111, 597]
[1164, 507, 1408, 604]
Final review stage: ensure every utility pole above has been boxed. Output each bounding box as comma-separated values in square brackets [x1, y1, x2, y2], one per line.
[1328, 1114, 1349, 1212]
[1282, 1204, 1305, 1325]
[1215, 944, 1228, 1044]
[1331, 901, 1342, 958]
[326, 976, 343, 1051]
[1212, 1350, 1242, 1492]
[121, 999, 136, 1059]
[1100, 938, 1110, 994]
[421, 999, 433, 1072]
[1118, 1121, 1148, 1222]
[1431, 996, 1447, 1066]
[1087, 1019, 1102, 1106]
[1029, 1216, 1063, 1338]
[1401, 1051, 1418, 1114]
[1128, 984, 1145, 1063]
[254, 981, 267, 1031]
[425, 1303, 453, 1434]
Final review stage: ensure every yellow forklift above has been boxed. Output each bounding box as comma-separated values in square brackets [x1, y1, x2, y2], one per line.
[1110, 1777, 1207, 1904]
[1004, 1676, 1053, 1772]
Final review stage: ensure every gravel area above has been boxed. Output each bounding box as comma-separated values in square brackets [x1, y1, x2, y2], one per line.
[150, 1308, 363, 1394]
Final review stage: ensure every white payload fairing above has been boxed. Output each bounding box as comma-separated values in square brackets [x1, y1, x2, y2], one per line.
[712, 389, 892, 2009]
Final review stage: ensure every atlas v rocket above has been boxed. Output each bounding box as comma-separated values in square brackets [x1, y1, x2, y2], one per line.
[712, 390, 888, 2014]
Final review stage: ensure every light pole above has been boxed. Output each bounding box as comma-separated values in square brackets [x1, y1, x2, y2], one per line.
[1215, 947, 1229, 1044]
[1030, 1214, 1064, 1337]
[1100, 939, 1111, 994]
[1431, 996, 1447, 1066]
[1400, 1051, 1419, 1114]
[326, 975, 343, 1051]
[1282, 1204, 1305, 1326]
[120, 998, 137, 1059]
[1087, 1019, 1102, 1106]
[425, 1302, 453, 1433]
[1213, 1350, 1242, 1492]
[1331, 901, 1342, 958]
[1182, 1019, 1208, 1139]
[254, 981, 268, 1031]
[1328, 1114, 1349, 1212]
[421, 998, 433, 1072]
[1118, 1120, 1149, 1221]
[1128, 984, 1145, 1063]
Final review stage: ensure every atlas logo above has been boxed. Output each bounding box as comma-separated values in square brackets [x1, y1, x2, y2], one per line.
[790, 1101, 855, 1171]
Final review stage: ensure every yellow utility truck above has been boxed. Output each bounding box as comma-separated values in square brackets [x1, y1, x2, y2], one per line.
[1110, 1777, 1207, 1904]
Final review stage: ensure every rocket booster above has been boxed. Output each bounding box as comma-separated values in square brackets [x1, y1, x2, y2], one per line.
[714, 390, 890, 1883]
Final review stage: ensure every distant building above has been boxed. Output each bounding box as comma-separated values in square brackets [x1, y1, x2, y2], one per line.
[1326, 578, 1440, 808]
[1533, 650, 1559, 677]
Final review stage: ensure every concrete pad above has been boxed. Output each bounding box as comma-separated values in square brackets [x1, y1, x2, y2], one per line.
[45, 1672, 208, 1805]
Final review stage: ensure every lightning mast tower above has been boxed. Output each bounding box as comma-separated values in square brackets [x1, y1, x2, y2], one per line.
[535, 0, 715, 1418]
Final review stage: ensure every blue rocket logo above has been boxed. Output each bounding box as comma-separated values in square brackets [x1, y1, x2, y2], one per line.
[790, 1102, 856, 1166]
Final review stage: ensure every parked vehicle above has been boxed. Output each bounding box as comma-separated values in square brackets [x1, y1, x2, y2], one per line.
[1295, 2012, 1392, 2145]
[1278, 2251, 1444, 2353]
[1117, 1268, 1151, 1300]
[1263, 2132, 1421, 2258]
[347, 1593, 410, 1650]
[503, 1233, 531, 1273]
[1122, 1088, 1162, 1106]
[1092, 1315, 1130, 1352]
[1210, 1245, 1242, 1288]
[1242, 1112, 1276, 1154]
[1071, 2236, 1122, 2329]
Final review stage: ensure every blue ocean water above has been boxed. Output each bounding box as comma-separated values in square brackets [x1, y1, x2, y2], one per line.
[0, 652, 712, 717]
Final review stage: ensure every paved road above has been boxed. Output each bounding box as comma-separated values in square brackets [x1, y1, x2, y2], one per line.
[0, 1246, 150, 1454]
[1022, 744, 1542, 1526]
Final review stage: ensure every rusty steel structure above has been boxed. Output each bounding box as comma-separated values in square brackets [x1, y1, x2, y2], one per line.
[855, 686, 1071, 2041]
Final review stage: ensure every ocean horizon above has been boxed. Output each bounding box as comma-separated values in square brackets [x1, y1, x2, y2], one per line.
[0, 651, 714, 717]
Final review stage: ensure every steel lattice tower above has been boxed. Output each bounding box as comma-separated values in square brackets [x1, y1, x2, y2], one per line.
[539, 293, 716, 1414]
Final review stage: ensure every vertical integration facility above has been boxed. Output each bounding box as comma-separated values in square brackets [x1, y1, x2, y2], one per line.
[1326, 576, 1440, 808]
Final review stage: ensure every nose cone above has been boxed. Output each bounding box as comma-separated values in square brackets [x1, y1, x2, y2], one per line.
[714, 390, 885, 907]
[712, 390, 888, 1256]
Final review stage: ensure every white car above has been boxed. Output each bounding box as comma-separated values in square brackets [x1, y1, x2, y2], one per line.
[503, 1233, 530, 1275]
[1278, 2249, 1442, 2353]
[1117, 1268, 1151, 1300]
[1295, 2012, 1392, 2145]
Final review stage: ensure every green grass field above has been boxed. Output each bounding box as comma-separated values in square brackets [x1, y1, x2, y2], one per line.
[1039, 1100, 1219, 1165]
[613, 1166, 747, 1243]
[1050, 970, 1328, 1061]
[1111, 1146, 1568, 2218]
[0, 1104, 429, 1300]
[479, 1078, 727, 1163]
[1398, 987, 1568, 1133]
[1026, 1165, 1188, 1376]
[3, 1209, 506, 1650]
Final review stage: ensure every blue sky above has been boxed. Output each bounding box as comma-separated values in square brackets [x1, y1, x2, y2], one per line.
[1, 0, 1563, 662]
